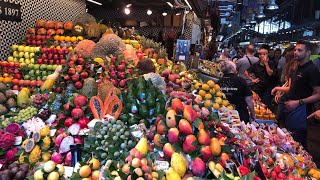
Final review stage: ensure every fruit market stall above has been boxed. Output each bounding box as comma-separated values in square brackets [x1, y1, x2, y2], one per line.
[0, 15, 319, 180]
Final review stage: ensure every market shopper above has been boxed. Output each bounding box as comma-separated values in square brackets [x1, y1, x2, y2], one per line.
[284, 40, 320, 150]
[217, 61, 255, 123]
[236, 45, 259, 87]
[248, 45, 277, 109]
[219, 48, 231, 61]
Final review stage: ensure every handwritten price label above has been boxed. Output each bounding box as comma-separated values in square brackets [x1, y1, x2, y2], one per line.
[0, 1, 22, 22]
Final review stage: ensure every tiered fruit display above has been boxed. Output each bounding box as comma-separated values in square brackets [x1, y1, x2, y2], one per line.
[21, 63, 58, 82]
[1, 106, 38, 127]
[83, 119, 136, 163]
[38, 47, 68, 65]
[119, 76, 166, 126]
[105, 56, 136, 88]
[161, 69, 196, 92]
[32, 160, 65, 180]
[193, 80, 234, 111]
[53, 35, 83, 50]
[9, 45, 40, 64]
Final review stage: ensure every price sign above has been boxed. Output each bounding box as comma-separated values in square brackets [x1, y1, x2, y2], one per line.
[0, 0, 22, 22]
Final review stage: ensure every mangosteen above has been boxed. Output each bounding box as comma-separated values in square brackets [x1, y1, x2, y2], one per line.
[26, 170, 34, 177]
[2, 170, 11, 178]
[10, 167, 19, 175]
[8, 162, 18, 169]
[19, 164, 29, 173]
[0, 174, 10, 180]
[14, 171, 25, 180]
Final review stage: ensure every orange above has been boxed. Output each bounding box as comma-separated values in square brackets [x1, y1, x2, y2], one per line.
[213, 84, 220, 91]
[198, 90, 206, 97]
[70, 36, 77, 42]
[77, 36, 84, 41]
[79, 165, 92, 178]
[4, 77, 12, 83]
[222, 100, 229, 106]
[204, 93, 212, 99]
[227, 105, 234, 110]
[89, 158, 100, 170]
[53, 35, 60, 41]
[209, 88, 216, 95]
[215, 97, 222, 104]
[202, 84, 210, 91]
[0, 77, 3, 82]
[59, 36, 65, 42]
[91, 170, 100, 180]
[64, 36, 71, 42]
[207, 80, 215, 88]
[193, 82, 201, 89]
[204, 100, 211, 108]
[212, 103, 220, 110]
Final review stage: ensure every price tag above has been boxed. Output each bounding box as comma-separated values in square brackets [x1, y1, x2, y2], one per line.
[14, 136, 22, 145]
[154, 161, 169, 171]
[64, 166, 74, 177]
[50, 129, 57, 137]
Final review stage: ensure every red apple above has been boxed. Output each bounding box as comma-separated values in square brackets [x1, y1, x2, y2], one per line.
[117, 72, 126, 79]
[74, 81, 83, 89]
[77, 57, 85, 65]
[49, 60, 54, 64]
[75, 65, 83, 73]
[47, 53, 53, 60]
[109, 65, 116, 71]
[111, 79, 118, 87]
[119, 79, 127, 88]
[15, 74, 23, 79]
[71, 74, 80, 82]
[37, 59, 43, 64]
[63, 21, 73, 30]
[53, 54, 59, 60]
[80, 72, 88, 79]
[27, 27, 36, 34]
[43, 59, 48, 64]
[68, 68, 76, 75]
[64, 75, 71, 81]
[56, 29, 64, 35]
[45, 21, 55, 29]
[68, 61, 75, 68]
[36, 19, 46, 28]
[60, 59, 66, 64]
[36, 35, 41, 40]
[70, 54, 78, 61]
[54, 22, 64, 30]
[55, 60, 60, 65]
[109, 71, 117, 79]
[36, 40, 42, 46]
[117, 64, 126, 72]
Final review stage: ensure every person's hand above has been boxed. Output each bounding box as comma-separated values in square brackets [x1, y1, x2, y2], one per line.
[307, 110, 320, 120]
[252, 78, 260, 83]
[274, 95, 280, 104]
[284, 100, 299, 111]
[271, 87, 279, 95]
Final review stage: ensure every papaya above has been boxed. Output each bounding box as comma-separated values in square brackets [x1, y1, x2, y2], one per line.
[90, 96, 104, 119]
[103, 95, 123, 120]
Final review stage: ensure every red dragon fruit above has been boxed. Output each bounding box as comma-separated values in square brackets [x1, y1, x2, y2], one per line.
[0, 132, 15, 149]
[0, 159, 7, 170]
[51, 151, 63, 164]
[5, 123, 21, 135]
[5, 148, 18, 162]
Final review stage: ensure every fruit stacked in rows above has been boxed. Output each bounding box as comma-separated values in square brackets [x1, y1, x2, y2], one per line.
[70, 158, 101, 180]
[194, 80, 233, 111]
[38, 47, 68, 65]
[25, 19, 73, 47]
[62, 53, 91, 89]
[53, 35, 84, 50]
[22, 63, 58, 82]
[9, 45, 40, 64]
[0, 85, 18, 115]
[106, 56, 136, 88]
[83, 119, 136, 163]
[119, 76, 166, 126]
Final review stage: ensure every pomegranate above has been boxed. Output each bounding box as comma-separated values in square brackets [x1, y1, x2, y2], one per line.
[74, 95, 87, 107]
[78, 117, 90, 129]
[71, 107, 84, 119]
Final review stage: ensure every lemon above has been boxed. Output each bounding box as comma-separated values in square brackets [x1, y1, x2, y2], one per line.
[212, 103, 220, 110]
[215, 97, 222, 104]
[77, 36, 84, 41]
[194, 83, 201, 89]
[213, 84, 220, 91]
[198, 90, 206, 97]
[204, 100, 211, 108]
[205, 93, 212, 99]
[207, 80, 215, 87]
[202, 84, 210, 91]
[222, 100, 229, 106]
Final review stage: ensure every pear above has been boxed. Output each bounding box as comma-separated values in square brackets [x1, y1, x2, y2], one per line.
[166, 167, 181, 180]
[135, 138, 148, 155]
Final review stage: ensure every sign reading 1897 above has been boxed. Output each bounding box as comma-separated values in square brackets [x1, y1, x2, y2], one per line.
[0, 0, 22, 22]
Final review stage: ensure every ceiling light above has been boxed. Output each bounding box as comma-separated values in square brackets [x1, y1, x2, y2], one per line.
[126, 3, 132, 8]
[237, 0, 242, 5]
[166, 1, 173, 8]
[184, 0, 192, 10]
[147, 9, 152, 15]
[266, 0, 279, 10]
[124, 8, 130, 15]
[162, 12, 168, 16]
[87, 0, 102, 5]
[256, 6, 265, 18]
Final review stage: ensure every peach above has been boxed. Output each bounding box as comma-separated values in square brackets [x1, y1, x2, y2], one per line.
[134, 168, 143, 176]
[157, 120, 168, 135]
[142, 165, 150, 173]
[122, 163, 130, 174]
[153, 134, 163, 148]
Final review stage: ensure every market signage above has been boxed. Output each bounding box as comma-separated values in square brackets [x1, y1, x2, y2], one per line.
[0, 0, 22, 22]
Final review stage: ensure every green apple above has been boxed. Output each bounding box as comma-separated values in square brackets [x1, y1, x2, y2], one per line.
[52, 65, 58, 70]
[29, 70, 35, 77]
[47, 65, 53, 71]
[37, 76, 41, 80]
[19, 52, 24, 58]
[48, 71, 53, 75]
[7, 56, 14, 62]
[19, 58, 25, 63]
[35, 47, 40, 52]
[24, 46, 30, 52]
[33, 64, 40, 70]
[12, 44, 18, 51]
[40, 64, 47, 70]
[35, 70, 41, 76]
[30, 58, 35, 64]
[42, 71, 47, 76]
[24, 52, 30, 59]
[24, 75, 30, 80]
[28, 64, 34, 69]
[13, 51, 19, 58]
[42, 76, 47, 81]
[18, 45, 24, 52]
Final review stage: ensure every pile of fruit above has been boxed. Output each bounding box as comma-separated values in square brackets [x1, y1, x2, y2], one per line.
[53, 35, 84, 50]
[199, 60, 223, 78]
[0, 85, 18, 115]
